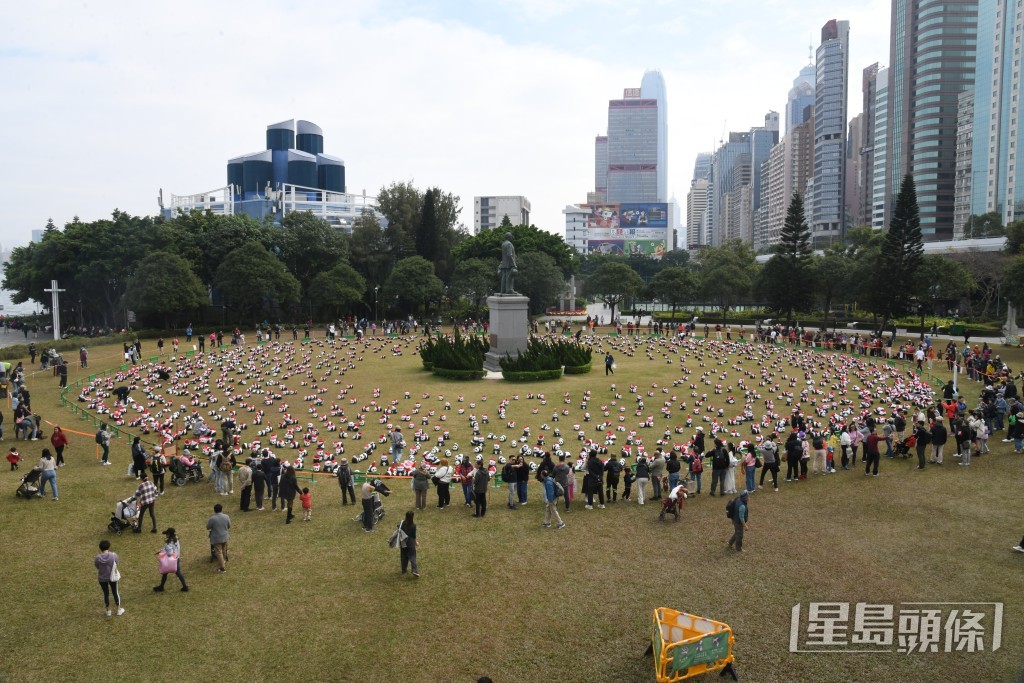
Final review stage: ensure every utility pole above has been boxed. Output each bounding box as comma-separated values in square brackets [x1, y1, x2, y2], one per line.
[44, 280, 66, 340]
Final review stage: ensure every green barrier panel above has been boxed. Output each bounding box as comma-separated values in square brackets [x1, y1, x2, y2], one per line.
[185, 351, 195, 357]
[150, 357, 159, 363]
[120, 365, 127, 371]
[88, 374, 96, 381]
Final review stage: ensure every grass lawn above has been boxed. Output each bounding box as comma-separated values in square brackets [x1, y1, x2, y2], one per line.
[0, 331, 1022, 683]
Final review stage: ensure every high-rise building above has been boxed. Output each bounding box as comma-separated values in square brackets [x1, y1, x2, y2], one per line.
[709, 132, 751, 246]
[887, 0, 978, 239]
[846, 113, 864, 228]
[860, 64, 880, 227]
[686, 154, 712, 249]
[872, 66, 890, 229]
[474, 196, 531, 232]
[563, 205, 589, 254]
[726, 155, 753, 242]
[786, 63, 817, 135]
[811, 19, 851, 248]
[954, 89, 974, 236]
[751, 113, 781, 221]
[970, 0, 1023, 225]
[595, 71, 668, 204]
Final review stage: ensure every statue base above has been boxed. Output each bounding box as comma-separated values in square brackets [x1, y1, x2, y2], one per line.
[484, 295, 530, 372]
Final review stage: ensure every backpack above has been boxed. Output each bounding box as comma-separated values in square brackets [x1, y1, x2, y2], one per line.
[812, 437, 824, 450]
[726, 497, 738, 519]
[713, 448, 729, 470]
[95, 431, 104, 445]
[219, 455, 233, 473]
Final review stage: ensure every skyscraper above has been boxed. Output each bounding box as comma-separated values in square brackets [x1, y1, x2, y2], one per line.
[686, 153, 712, 249]
[872, 66, 890, 229]
[859, 63, 880, 227]
[970, 0, 1023, 225]
[954, 89, 974, 235]
[811, 19, 850, 248]
[887, 0, 978, 239]
[709, 132, 751, 246]
[786, 63, 817, 135]
[596, 70, 668, 203]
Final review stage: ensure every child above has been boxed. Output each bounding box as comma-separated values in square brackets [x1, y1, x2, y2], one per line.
[622, 465, 635, 501]
[172, 337, 179, 353]
[7, 447, 21, 470]
[300, 487, 312, 521]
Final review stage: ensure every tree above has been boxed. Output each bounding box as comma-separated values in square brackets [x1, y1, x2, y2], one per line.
[277, 212, 348, 298]
[647, 266, 696, 318]
[696, 240, 758, 323]
[914, 255, 975, 331]
[1003, 257, 1024, 328]
[453, 224, 578, 278]
[215, 242, 300, 322]
[124, 252, 207, 327]
[762, 192, 815, 324]
[382, 256, 444, 317]
[585, 262, 644, 322]
[416, 188, 439, 263]
[500, 214, 513, 229]
[812, 245, 853, 328]
[450, 258, 498, 310]
[1006, 220, 1024, 255]
[875, 173, 924, 332]
[962, 212, 1004, 239]
[348, 212, 395, 289]
[955, 250, 1009, 317]
[310, 262, 366, 320]
[517, 252, 565, 315]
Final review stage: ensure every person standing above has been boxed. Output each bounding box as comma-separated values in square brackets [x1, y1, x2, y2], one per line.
[839, 428, 852, 470]
[38, 448, 58, 500]
[649, 449, 667, 500]
[389, 426, 405, 462]
[50, 426, 69, 467]
[97, 424, 111, 465]
[709, 440, 729, 496]
[515, 455, 529, 505]
[584, 449, 605, 509]
[456, 458, 475, 506]
[57, 360, 68, 389]
[300, 488, 312, 521]
[336, 457, 356, 505]
[130, 437, 147, 480]
[604, 455, 623, 503]
[864, 428, 884, 477]
[278, 465, 301, 524]
[727, 491, 749, 552]
[149, 447, 167, 495]
[634, 456, 650, 505]
[435, 457, 452, 509]
[399, 511, 420, 577]
[153, 528, 189, 593]
[553, 454, 572, 510]
[757, 436, 779, 492]
[540, 470, 565, 529]
[412, 463, 430, 511]
[784, 432, 801, 483]
[666, 451, 682, 492]
[132, 473, 159, 533]
[253, 459, 267, 511]
[360, 480, 377, 532]
[237, 458, 253, 511]
[263, 451, 281, 510]
[94, 540, 124, 617]
[605, 352, 615, 375]
[206, 504, 231, 573]
[930, 420, 948, 465]
[472, 460, 490, 517]
[502, 457, 518, 510]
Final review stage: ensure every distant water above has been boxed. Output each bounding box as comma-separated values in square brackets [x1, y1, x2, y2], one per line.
[0, 289, 38, 317]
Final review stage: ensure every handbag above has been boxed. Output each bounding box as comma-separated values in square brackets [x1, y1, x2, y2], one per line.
[110, 561, 121, 583]
[157, 552, 178, 575]
[387, 524, 408, 550]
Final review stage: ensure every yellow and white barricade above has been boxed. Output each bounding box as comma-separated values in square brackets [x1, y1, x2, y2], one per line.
[651, 607, 736, 682]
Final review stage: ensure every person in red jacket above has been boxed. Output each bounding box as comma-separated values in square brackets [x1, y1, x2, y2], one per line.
[50, 426, 70, 467]
[865, 428, 885, 477]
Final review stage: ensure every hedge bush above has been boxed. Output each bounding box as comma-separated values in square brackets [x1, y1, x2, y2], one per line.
[501, 368, 563, 381]
[421, 329, 488, 378]
[432, 367, 487, 380]
[563, 362, 592, 375]
[500, 337, 561, 373]
[549, 338, 592, 368]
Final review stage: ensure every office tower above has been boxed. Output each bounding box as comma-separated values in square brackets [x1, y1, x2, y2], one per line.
[687, 178, 709, 250]
[786, 63, 817, 135]
[726, 155, 753, 242]
[872, 66, 890, 229]
[811, 19, 851, 248]
[563, 205, 589, 254]
[954, 89, 974, 236]
[692, 153, 712, 184]
[596, 70, 668, 203]
[764, 140, 788, 247]
[887, 0, 978, 239]
[846, 113, 864, 228]
[750, 113, 781, 222]
[860, 64, 880, 227]
[474, 196, 531, 232]
[970, 0, 1023, 225]
[709, 132, 751, 246]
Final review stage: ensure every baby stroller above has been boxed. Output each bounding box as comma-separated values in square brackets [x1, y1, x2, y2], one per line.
[893, 434, 916, 459]
[15, 467, 42, 498]
[108, 497, 138, 534]
[170, 455, 204, 486]
[658, 481, 687, 522]
[354, 478, 391, 524]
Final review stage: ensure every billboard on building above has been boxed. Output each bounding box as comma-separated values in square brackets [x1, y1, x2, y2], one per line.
[588, 239, 625, 256]
[585, 204, 620, 229]
[620, 202, 668, 228]
[625, 239, 666, 259]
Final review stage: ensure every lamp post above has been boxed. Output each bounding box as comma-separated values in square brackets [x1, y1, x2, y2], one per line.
[374, 285, 379, 324]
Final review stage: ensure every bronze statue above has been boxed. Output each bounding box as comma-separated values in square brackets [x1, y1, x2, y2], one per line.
[498, 232, 519, 295]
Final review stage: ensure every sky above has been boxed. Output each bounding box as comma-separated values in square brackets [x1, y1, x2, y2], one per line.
[0, 0, 892, 249]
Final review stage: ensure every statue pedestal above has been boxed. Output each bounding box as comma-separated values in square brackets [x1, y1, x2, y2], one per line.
[484, 295, 530, 372]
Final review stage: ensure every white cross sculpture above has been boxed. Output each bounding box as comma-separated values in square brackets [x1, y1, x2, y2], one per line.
[44, 279, 65, 340]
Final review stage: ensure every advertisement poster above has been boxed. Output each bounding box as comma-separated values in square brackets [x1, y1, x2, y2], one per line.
[671, 632, 730, 673]
[620, 202, 668, 228]
[588, 239, 625, 256]
[585, 204, 620, 229]
[625, 239, 666, 259]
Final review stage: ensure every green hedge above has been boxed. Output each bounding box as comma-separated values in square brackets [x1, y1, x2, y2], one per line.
[0, 332, 138, 362]
[431, 367, 486, 380]
[501, 368, 563, 381]
[421, 361, 433, 371]
[563, 362, 592, 375]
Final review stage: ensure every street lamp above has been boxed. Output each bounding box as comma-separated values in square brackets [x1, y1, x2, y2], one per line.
[374, 285, 379, 324]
